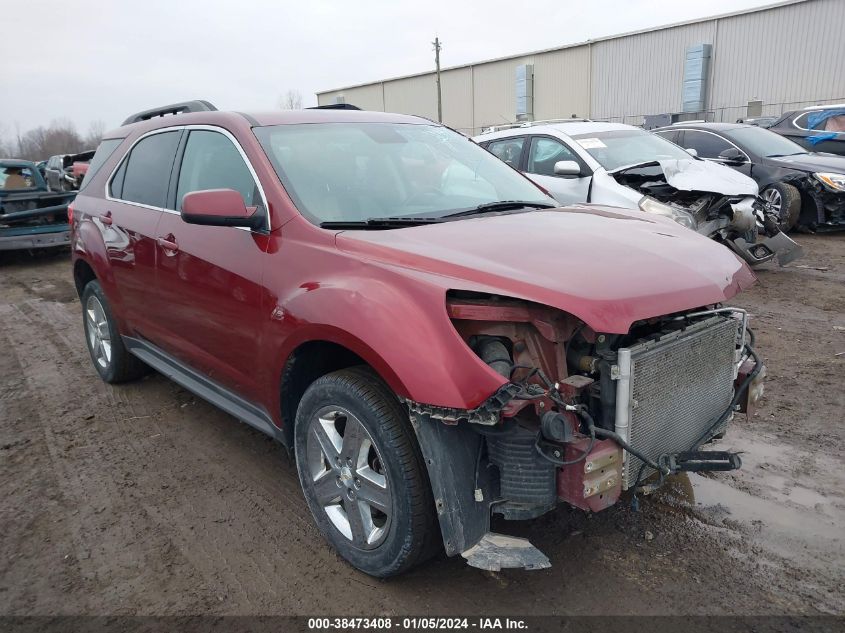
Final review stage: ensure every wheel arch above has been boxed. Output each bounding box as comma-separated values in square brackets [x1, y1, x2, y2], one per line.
[277, 332, 412, 448]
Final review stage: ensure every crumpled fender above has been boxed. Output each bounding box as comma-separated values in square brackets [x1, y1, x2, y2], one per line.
[262, 258, 507, 418]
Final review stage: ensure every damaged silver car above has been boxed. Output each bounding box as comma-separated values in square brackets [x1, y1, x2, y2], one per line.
[474, 121, 802, 267]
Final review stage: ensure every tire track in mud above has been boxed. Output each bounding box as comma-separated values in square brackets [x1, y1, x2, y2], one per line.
[4, 245, 844, 616]
[1, 289, 394, 614]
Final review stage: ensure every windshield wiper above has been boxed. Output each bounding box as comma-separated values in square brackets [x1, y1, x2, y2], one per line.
[765, 152, 807, 157]
[443, 200, 557, 218]
[320, 216, 444, 230]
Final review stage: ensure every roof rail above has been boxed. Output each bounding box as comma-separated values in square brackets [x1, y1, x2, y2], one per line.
[479, 118, 594, 134]
[801, 103, 845, 111]
[307, 104, 361, 110]
[671, 119, 707, 125]
[121, 100, 218, 126]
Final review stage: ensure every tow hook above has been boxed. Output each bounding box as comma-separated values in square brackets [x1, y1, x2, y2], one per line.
[660, 451, 742, 473]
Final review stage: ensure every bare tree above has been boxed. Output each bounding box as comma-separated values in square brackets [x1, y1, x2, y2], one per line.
[84, 120, 107, 148]
[279, 89, 303, 110]
[11, 120, 85, 161]
[0, 118, 108, 161]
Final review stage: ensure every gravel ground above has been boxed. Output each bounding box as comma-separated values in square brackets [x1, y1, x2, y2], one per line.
[1, 235, 843, 617]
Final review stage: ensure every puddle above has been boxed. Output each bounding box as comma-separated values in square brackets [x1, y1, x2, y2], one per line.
[657, 472, 844, 570]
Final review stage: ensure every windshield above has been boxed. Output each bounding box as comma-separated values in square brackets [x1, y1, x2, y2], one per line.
[571, 129, 692, 171]
[723, 126, 807, 157]
[254, 122, 553, 224]
[0, 162, 42, 191]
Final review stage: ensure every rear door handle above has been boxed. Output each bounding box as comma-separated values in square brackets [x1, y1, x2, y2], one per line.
[99, 212, 113, 225]
[157, 236, 179, 252]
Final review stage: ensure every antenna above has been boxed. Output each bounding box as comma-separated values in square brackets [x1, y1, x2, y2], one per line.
[432, 37, 443, 123]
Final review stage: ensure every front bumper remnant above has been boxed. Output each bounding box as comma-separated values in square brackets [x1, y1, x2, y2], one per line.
[728, 231, 804, 267]
[461, 533, 551, 572]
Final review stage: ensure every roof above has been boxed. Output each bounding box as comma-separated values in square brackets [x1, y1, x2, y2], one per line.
[654, 122, 751, 131]
[0, 158, 37, 167]
[317, 0, 811, 94]
[474, 120, 637, 140]
[105, 108, 434, 138]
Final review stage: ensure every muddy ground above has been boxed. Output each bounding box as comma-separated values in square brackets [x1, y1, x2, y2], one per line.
[0, 235, 843, 617]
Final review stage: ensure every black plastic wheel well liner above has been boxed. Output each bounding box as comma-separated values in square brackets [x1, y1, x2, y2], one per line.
[280, 341, 365, 447]
[73, 259, 97, 297]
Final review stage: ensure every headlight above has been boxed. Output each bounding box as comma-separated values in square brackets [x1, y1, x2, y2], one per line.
[815, 172, 845, 192]
[638, 196, 698, 229]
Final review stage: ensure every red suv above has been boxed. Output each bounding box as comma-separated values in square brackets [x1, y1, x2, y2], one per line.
[71, 101, 764, 577]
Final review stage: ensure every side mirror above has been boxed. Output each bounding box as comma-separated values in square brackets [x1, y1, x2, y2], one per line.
[685, 147, 698, 157]
[553, 160, 581, 177]
[181, 189, 262, 230]
[717, 147, 746, 165]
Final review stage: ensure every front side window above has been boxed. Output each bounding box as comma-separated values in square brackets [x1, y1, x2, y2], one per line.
[570, 129, 692, 171]
[527, 137, 579, 176]
[114, 131, 181, 208]
[486, 137, 525, 168]
[254, 123, 551, 224]
[682, 131, 733, 159]
[176, 130, 260, 210]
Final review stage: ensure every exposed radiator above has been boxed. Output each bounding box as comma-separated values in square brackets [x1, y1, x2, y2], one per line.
[615, 316, 740, 489]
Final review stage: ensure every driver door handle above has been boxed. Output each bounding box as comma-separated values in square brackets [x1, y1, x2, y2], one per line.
[157, 236, 179, 252]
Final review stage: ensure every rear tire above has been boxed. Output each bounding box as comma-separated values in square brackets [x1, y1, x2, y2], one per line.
[294, 366, 439, 577]
[81, 280, 147, 383]
[762, 182, 801, 232]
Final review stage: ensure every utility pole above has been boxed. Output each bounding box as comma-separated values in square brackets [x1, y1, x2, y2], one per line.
[433, 37, 443, 122]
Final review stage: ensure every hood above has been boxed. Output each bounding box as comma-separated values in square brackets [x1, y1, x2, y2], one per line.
[655, 159, 758, 196]
[335, 206, 756, 334]
[763, 152, 845, 174]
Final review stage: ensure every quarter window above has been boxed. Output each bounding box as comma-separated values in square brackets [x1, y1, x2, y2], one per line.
[527, 137, 579, 176]
[682, 131, 733, 159]
[114, 131, 181, 207]
[486, 137, 525, 168]
[175, 130, 260, 210]
[79, 138, 123, 192]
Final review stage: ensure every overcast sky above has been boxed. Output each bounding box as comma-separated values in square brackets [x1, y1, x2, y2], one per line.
[1, 0, 777, 136]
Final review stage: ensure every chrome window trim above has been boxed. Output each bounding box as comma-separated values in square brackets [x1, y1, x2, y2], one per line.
[103, 124, 270, 233]
[792, 113, 810, 131]
[671, 128, 750, 163]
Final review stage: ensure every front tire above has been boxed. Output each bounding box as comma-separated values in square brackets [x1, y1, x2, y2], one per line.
[294, 367, 439, 577]
[81, 280, 147, 383]
[762, 182, 801, 232]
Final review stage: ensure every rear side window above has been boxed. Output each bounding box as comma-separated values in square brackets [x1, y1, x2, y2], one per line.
[112, 131, 181, 208]
[79, 138, 123, 192]
[175, 130, 259, 209]
[682, 130, 733, 159]
[655, 129, 680, 145]
[486, 137, 525, 168]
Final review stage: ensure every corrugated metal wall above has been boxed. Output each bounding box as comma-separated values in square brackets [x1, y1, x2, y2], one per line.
[317, 0, 844, 133]
[590, 21, 716, 123]
[710, 0, 845, 123]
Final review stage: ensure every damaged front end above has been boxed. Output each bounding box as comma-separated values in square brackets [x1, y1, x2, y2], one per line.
[611, 160, 803, 267]
[407, 293, 763, 571]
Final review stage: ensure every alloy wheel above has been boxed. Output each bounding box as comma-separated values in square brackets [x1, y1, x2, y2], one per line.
[763, 188, 782, 217]
[306, 406, 391, 549]
[85, 295, 112, 369]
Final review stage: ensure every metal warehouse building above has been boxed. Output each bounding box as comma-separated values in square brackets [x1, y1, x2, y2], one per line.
[316, 0, 844, 135]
